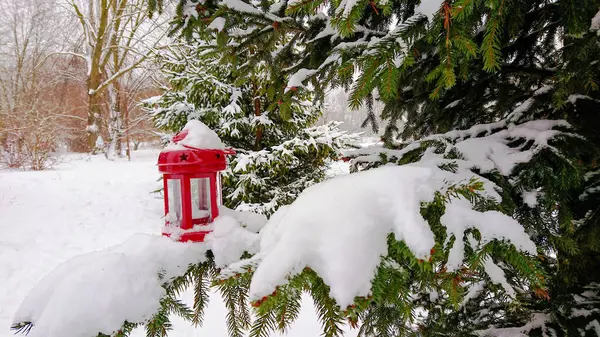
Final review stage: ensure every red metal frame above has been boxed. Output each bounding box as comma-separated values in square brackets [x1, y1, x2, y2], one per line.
[158, 144, 234, 243]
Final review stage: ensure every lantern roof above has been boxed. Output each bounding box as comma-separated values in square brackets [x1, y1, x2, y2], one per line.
[158, 120, 234, 174]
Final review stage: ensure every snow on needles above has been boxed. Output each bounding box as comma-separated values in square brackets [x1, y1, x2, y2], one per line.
[244, 162, 538, 307]
[441, 198, 537, 272]
[13, 234, 208, 337]
[286, 68, 317, 91]
[208, 17, 226, 32]
[248, 165, 437, 308]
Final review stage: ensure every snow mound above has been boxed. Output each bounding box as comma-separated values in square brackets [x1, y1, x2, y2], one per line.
[205, 215, 260, 268]
[249, 165, 437, 307]
[177, 120, 225, 150]
[13, 234, 208, 337]
[12, 204, 267, 337]
[246, 164, 536, 308]
[219, 205, 268, 233]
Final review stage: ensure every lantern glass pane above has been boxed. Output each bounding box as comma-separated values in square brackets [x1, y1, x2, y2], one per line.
[190, 177, 211, 219]
[166, 179, 182, 223]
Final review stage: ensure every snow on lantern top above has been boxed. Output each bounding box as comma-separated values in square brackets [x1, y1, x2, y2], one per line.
[173, 120, 225, 150]
[158, 120, 233, 174]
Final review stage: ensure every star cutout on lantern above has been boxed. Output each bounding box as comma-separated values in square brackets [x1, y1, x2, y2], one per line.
[179, 153, 189, 162]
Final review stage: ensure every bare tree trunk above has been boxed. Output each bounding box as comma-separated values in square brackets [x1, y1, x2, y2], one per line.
[69, 0, 166, 154]
[106, 81, 123, 159]
[83, 0, 110, 153]
[124, 90, 131, 161]
[86, 89, 103, 153]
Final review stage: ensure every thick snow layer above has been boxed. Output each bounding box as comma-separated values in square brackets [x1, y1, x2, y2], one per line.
[351, 119, 568, 184]
[246, 163, 536, 308]
[461, 281, 485, 307]
[0, 152, 357, 337]
[586, 320, 600, 336]
[175, 119, 225, 150]
[441, 198, 537, 271]
[205, 215, 260, 268]
[13, 234, 207, 337]
[249, 165, 437, 307]
[1, 152, 164, 337]
[219, 205, 268, 233]
[12, 210, 263, 336]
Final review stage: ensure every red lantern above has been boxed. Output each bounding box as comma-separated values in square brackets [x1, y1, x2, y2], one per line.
[157, 128, 234, 242]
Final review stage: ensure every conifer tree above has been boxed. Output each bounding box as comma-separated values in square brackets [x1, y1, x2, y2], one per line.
[147, 40, 356, 214]
[12, 1, 600, 337]
[143, 0, 600, 335]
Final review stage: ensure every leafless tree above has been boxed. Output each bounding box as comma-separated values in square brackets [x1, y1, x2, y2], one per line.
[0, 0, 83, 169]
[66, 0, 168, 154]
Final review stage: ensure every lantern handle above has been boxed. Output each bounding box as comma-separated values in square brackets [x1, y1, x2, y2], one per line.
[180, 144, 236, 155]
[172, 130, 189, 143]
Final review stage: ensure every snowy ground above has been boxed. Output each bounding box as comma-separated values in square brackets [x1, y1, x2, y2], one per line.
[0, 150, 354, 337]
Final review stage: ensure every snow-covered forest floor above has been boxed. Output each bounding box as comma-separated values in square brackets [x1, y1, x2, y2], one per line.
[0, 150, 355, 337]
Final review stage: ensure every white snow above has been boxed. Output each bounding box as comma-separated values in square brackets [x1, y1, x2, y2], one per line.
[13, 234, 207, 337]
[586, 320, 600, 336]
[286, 68, 318, 91]
[207, 17, 226, 32]
[522, 190, 539, 208]
[205, 215, 259, 268]
[507, 85, 552, 122]
[85, 124, 98, 132]
[0, 151, 358, 337]
[476, 312, 551, 337]
[247, 165, 437, 308]
[444, 99, 463, 109]
[336, 0, 359, 18]
[222, 0, 261, 14]
[461, 281, 485, 307]
[483, 257, 516, 298]
[591, 9, 600, 32]
[441, 198, 537, 271]
[269, 0, 285, 14]
[308, 19, 338, 42]
[244, 162, 536, 308]
[571, 308, 600, 317]
[443, 120, 568, 176]
[173, 119, 225, 150]
[580, 186, 600, 201]
[568, 94, 594, 104]
[219, 205, 268, 232]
